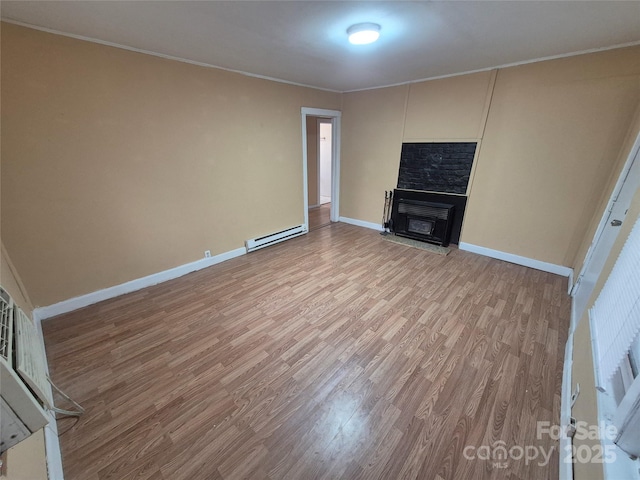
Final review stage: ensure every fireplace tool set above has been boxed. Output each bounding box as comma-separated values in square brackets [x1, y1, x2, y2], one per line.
[381, 190, 394, 235]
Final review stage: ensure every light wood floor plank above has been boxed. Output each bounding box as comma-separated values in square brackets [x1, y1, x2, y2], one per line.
[43, 223, 570, 479]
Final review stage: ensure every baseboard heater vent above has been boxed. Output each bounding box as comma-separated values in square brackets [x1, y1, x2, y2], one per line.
[245, 225, 306, 253]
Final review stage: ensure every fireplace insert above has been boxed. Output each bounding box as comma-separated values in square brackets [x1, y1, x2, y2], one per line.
[391, 190, 455, 247]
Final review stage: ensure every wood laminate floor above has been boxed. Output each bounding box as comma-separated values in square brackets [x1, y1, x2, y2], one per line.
[309, 203, 331, 231]
[43, 223, 570, 480]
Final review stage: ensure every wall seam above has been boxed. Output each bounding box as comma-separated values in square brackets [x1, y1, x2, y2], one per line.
[458, 69, 499, 243]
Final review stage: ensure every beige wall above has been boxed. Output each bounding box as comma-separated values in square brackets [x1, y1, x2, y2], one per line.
[306, 117, 319, 206]
[1, 430, 48, 480]
[0, 246, 47, 480]
[340, 46, 640, 268]
[340, 85, 408, 223]
[403, 70, 495, 141]
[572, 106, 640, 278]
[464, 47, 640, 266]
[5, 24, 638, 308]
[340, 72, 494, 225]
[1, 23, 341, 306]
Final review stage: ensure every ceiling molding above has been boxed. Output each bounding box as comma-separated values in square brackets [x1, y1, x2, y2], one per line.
[342, 40, 640, 94]
[0, 18, 343, 94]
[3, 17, 640, 95]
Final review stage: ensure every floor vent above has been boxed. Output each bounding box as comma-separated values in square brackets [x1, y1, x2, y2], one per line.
[245, 225, 306, 253]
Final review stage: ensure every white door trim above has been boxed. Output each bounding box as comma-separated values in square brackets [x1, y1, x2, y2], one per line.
[301, 107, 342, 229]
[559, 330, 574, 480]
[570, 132, 640, 330]
[316, 117, 322, 207]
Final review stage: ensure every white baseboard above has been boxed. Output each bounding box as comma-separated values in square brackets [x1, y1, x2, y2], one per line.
[559, 329, 574, 480]
[339, 216, 384, 231]
[458, 242, 573, 277]
[567, 269, 574, 295]
[44, 421, 64, 480]
[34, 247, 246, 321]
[32, 311, 64, 479]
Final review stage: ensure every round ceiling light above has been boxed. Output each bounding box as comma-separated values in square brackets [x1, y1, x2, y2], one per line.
[347, 23, 381, 45]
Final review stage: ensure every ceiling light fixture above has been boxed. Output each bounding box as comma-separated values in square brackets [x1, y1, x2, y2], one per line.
[347, 23, 381, 45]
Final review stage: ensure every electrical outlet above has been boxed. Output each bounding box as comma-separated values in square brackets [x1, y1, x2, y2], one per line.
[204, 250, 211, 258]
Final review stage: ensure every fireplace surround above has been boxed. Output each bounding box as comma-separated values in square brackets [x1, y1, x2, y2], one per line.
[390, 189, 467, 246]
[390, 142, 474, 246]
[391, 190, 455, 246]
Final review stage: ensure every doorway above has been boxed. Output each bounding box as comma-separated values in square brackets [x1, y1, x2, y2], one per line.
[301, 108, 341, 232]
[307, 119, 332, 230]
[319, 120, 332, 206]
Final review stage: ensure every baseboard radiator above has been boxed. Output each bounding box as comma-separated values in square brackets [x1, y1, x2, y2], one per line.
[245, 225, 306, 253]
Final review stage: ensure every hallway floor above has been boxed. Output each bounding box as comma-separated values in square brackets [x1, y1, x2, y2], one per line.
[309, 203, 331, 230]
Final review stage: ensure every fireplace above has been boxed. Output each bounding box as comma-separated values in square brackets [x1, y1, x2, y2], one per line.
[391, 190, 455, 247]
[388, 142, 474, 246]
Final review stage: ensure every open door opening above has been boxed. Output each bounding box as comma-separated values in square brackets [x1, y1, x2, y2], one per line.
[319, 120, 332, 206]
[306, 118, 333, 230]
[301, 108, 341, 232]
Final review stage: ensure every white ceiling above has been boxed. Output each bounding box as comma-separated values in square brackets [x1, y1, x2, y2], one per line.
[2, 1, 639, 92]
